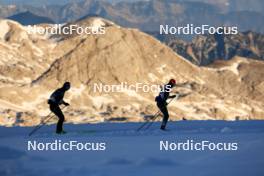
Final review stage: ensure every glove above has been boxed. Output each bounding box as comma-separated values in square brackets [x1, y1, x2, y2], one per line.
[64, 102, 70, 106]
[171, 95, 177, 98]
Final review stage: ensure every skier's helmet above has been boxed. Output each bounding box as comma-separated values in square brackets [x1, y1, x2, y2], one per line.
[63, 82, 71, 90]
[169, 79, 176, 85]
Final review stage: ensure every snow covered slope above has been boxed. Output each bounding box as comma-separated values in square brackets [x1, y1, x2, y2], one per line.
[0, 121, 264, 176]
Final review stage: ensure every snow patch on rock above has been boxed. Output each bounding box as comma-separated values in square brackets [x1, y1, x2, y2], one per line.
[0, 20, 10, 40]
[90, 96, 114, 108]
[69, 84, 86, 98]
[91, 19, 105, 29]
[219, 62, 240, 75]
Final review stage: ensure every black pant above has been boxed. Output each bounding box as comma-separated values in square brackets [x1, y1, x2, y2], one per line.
[157, 102, 169, 128]
[49, 104, 65, 133]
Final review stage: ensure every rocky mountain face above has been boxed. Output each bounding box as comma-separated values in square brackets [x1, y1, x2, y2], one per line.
[1, 0, 264, 36]
[0, 17, 264, 127]
[0, 20, 59, 86]
[167, 31, 264, 65]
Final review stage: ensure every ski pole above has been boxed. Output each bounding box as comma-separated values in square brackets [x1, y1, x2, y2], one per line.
[143, 96, 177, 130]
[137, 95, 178, 131]
[144, 112, 161, 130]
[28, 113, 54, 136]
[136, 110, 160, 131]
[28, 106, 67, 136]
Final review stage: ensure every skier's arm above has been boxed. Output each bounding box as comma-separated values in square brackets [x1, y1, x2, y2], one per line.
[168, 95, 177, 99]
[60, 100, 70, 106]
[168, 92, 180, 99]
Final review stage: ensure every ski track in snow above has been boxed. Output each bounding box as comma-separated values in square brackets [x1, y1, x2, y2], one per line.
[0, 121, 264, 176]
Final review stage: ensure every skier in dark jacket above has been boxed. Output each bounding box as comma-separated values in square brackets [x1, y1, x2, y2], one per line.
[48, 82, 71, 134]
[155, 79, 177, 130]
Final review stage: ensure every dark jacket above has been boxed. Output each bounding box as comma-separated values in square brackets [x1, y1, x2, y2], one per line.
[155, 84, 173, 104]
[48, 88, 66, 105]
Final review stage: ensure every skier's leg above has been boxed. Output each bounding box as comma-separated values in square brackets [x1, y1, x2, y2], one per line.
[56, 108, 65, 133]
[160, 106, 169, 130]
[50, 105, 65, 133]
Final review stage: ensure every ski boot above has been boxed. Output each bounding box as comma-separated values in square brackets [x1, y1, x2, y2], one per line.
[160, 124, 166, 130]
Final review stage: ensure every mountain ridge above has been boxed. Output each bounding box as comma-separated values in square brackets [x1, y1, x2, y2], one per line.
[1, 0, 264, 36]
[0, 17, 264, 127]
[8, 11, 55, 25]
[167, 31, 264, 65]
